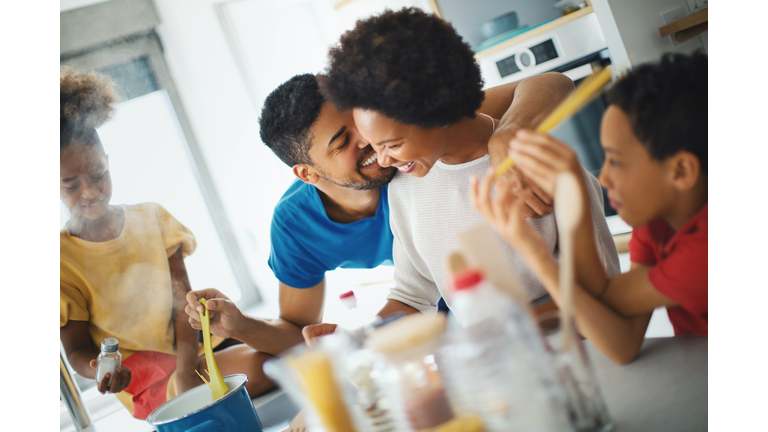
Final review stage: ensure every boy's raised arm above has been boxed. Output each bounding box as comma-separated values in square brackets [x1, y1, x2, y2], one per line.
[508, 130, 611, 295]
[600, 264, 678, 317]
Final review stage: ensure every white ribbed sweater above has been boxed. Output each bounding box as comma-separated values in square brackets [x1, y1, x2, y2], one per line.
[387, 153, 620, 314]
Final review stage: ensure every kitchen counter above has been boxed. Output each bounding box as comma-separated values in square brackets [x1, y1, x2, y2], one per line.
[261, 336, 707, 432]
[588, 336, 707, 431]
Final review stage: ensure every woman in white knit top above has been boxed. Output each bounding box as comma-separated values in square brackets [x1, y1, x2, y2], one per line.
[324, 8, 620, 318]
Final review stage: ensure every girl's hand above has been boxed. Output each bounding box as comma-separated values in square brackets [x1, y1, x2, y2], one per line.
[185, 289, 245, 340]
[90, 359, 132, 394]
[470, 168, 544, 256]
[509, 129, 585, 198]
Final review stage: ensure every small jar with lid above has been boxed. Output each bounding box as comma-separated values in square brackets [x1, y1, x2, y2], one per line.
[96, 337, 121, 386]
[365, 313, 454, 431]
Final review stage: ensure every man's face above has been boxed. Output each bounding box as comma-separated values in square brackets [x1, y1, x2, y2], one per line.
[598, 105, 675, 228]
[306, 102, 396, 190]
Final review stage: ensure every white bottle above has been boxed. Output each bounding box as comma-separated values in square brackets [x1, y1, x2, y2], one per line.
[441, 268, 572, 432]
[336, 291, 379, 343]
[96, 337, 121, 386]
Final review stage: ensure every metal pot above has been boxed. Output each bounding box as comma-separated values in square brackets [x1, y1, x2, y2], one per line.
[146, 374, 262, 432]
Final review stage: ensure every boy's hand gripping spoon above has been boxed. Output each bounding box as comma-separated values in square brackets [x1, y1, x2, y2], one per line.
[196, 298, 229, 400]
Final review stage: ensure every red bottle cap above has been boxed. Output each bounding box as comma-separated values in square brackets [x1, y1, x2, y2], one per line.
[452, 268, 484, 291]
[339, 290, 355, 299]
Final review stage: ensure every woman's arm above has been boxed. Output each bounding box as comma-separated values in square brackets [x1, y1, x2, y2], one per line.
[60, 320, 132, 393]
[168, 248, 202, 393]
[483, 72, 575, 156]
[482, 72, 575, 217]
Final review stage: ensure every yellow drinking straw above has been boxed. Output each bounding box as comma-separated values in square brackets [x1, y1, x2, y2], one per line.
[197, 298, 229, 400]
[494, 66, 614, 178]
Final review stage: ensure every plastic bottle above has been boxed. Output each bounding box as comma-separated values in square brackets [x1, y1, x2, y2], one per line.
[440, 268, 572, 432]
[95, 337, 121, 386]
[335, 291, 380, 343]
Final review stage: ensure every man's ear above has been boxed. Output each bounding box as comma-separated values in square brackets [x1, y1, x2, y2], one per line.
[668, 151, 701, 192]
[293, 164, 320, 185]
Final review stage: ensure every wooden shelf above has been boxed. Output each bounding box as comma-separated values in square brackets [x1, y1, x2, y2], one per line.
[659, 9, 708, 43]
[475, 6, 594, 60]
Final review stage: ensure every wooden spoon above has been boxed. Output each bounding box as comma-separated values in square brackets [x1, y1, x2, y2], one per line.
[553, 172, 584, 351]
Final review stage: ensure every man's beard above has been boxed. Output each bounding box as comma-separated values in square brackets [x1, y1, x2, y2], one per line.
[320, 148, 397, 191]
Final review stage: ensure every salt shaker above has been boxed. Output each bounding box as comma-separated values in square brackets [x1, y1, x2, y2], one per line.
[96, 337, 121, 386]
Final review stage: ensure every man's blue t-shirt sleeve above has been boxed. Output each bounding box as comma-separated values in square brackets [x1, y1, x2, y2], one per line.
[268, 214, 327, 289]
[268, 181, 394, 289]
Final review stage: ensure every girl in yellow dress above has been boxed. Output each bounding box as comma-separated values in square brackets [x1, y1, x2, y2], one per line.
[59, 67, 273, 419]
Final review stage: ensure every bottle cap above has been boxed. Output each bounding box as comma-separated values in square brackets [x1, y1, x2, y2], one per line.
[452, 268, 484, 291]
[101, 337, 119, 353]
[339, 291, 357, 309]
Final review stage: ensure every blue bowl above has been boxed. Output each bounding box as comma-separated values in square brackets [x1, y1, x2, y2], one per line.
[479, 11, 520, 41]
[146, 374, 262, 432]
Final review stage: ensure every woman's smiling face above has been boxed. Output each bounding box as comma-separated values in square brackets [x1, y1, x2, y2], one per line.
[352, 108, 446, 178]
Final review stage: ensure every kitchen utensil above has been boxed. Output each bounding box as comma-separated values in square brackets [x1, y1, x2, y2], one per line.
[550, 173, 613, 431]
[457, 224, 529, 306]
[146, 374, 262, 432]
[553, 171, 582, 351]
[535, 312, 613, 432]
[495, 66, 613, 178]
[197, 298, 229, 400]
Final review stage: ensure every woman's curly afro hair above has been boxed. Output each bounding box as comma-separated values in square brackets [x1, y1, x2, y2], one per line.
[60, 66, 119, 150]
[325, 7, 484, 129]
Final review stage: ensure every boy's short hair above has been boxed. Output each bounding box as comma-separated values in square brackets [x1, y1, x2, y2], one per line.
[259, 74, 325, 167]
[325, 7, 484, 129]
[607, 51, 708, 174]
[60, 66, 119, 150]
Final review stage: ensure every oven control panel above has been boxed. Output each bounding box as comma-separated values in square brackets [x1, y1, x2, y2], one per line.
[478, 12, 607, 88]
[496, 39, 559, 78]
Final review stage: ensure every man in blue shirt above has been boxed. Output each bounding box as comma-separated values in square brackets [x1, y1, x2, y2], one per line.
[185, 72, 574, 394]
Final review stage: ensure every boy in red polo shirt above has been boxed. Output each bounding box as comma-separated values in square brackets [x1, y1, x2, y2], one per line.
[471, 52, 707, 365]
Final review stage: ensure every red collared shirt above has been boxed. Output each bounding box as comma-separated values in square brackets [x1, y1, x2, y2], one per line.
[628, 204, 708, 336]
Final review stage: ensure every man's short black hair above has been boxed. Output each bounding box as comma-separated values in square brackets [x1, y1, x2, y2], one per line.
[259, 74, 325, 167]
[324, 7, 484, 129]
[607, 51, 708, 174]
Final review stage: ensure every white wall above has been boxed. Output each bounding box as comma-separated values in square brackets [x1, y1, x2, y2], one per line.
[592, 0, 706, 69]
